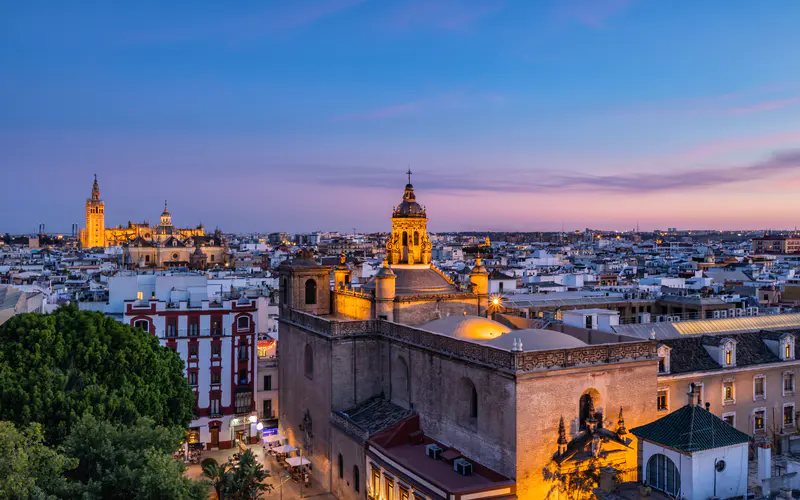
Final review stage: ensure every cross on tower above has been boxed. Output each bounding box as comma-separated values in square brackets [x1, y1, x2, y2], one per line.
[406, 168, 412, 184]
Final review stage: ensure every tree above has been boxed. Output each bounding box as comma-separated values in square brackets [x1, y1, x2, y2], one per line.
[201, 450, 273, 500]
[0, 421, 79, 500]
[543, 457, 603, 500]
[0, 306, 194, 445]
[201, 458, 233, 500]
[61, 414, 208, 500]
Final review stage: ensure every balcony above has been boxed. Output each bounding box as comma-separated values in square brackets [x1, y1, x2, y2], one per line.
[161, 328, 228, 338]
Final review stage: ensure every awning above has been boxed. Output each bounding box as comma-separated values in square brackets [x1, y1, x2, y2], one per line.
[273, 444, 296, 454]
[286, 456, 311, 467]
[264, 434, 285, 443]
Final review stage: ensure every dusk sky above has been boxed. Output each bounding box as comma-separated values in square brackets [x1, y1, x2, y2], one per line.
[3, 1, 800, 234]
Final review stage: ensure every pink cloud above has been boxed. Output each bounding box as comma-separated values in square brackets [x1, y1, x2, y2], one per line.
[726, 96, 800, 115]
[332, 101, 426, 121]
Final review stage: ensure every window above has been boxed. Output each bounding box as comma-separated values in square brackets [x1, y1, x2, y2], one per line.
[585, 315, 593, 329]
[133, 319, 149, 332]
[338, 454, 343, 479]
[167, 318, 177, 337]
[353, 466, 360, 492]
[385, 477, 394, 500]
[136, 291, 143, 300]
[262, 399, 272, 417]
[784, 373, 795, 395]
[238, 369, 247, 385]
[470, 385, 478, 419]
[400, 486, 410, 500]
[725, 349, 732, 365]
[237, 316, 250, 331]
[210, 254, 215, 262]
[189, 343, 198, 358]
[657, 390, 668, 411]
[371, 468, 380, 495]
[145, 255, 150, 263]
[211, 317, 222, 335]
[304, 344, 314, 379]
[188, 318, 199, 336]
[414, 232, 419, 246]
[264, 375, 272, 391]
[784, 404, 795, 427]
[754, 409, 766, 432]
[723, 380, 735, 404]
[211, 370, 221, 384]
[305, 279, 317, 305]
[235, 391, 252, 414]
[210, 398, 221, 416]
[238, 344, 248, 361]
[787, 343, 792, 359]
[722, 413, 736, 427]
[188, 372, 197, 386]
[754, 375, 766, 400]
[211, 343, 221, 357]
[658, 358, 665, 373]
[646, 454, 681, 497]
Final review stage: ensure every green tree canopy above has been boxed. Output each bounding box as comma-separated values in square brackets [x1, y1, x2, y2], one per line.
[62, 414, 207, 500]
[0, 306, 194, 445]
[0, 421, 79, 500]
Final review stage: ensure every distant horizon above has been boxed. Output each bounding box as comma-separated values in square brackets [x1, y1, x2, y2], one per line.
[2, 2, 800, 232]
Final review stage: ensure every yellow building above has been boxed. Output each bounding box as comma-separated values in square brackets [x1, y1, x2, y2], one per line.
[79, 175, 206, 248]
[80, 175, 106, 248]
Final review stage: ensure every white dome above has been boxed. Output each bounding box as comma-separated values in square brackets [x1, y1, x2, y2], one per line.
[422, 315, 511, 341]
[486, 328, 587, 351]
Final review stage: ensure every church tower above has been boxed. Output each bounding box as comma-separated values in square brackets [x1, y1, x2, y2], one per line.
[160, 200, 173, 227]
[386, 170, 432, 266]
[82, 174, 106, 248]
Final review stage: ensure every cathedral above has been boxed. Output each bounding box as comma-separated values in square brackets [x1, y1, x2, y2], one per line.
[278, 175, 660, 500]
[79, 175, 226, 269]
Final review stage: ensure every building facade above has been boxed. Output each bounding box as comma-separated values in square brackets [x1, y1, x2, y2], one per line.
[115, 276, 260, 449]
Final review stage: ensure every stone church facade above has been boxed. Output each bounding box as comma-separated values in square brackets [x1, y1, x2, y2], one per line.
[278, 178, 661, 499]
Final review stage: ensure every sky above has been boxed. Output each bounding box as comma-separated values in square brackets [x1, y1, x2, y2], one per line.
[2, 0, 800, 234]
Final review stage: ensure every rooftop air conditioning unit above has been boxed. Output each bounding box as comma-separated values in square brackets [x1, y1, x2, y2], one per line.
[453, 458, 473, 476]
[665, 316, 674, 322]
[737, 308, 745, 317]
[753, 308, 760, 316]
[672, 316, 681, 322]
[426, 444, 443, 460]
[728, 308, 736, 318]
[713, 311, 721, 319]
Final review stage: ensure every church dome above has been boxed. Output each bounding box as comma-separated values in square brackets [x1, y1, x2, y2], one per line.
[421, 315, 511, 341]
[393, 183, 426, 218]
[486, 329, 587, 351]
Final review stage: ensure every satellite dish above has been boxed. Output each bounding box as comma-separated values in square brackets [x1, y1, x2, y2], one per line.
[715, 460, 726, 472]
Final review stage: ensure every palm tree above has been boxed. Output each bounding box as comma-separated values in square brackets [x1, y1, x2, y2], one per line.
[228, 449, 273, 500]
[201, 457, 233, 500]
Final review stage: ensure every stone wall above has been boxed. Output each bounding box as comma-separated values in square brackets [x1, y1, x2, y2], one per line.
[331, 338, 385, 411]
[278, 322, 333, 491]
[334, 291, 374, 321]
[330, 425, 367, 500]
[393, 296, 482, 326]
[514, 360, 659, 499]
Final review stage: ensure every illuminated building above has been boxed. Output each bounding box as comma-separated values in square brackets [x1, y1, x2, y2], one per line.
[79, 174, 106, 248]
[277, 175, 660, 499]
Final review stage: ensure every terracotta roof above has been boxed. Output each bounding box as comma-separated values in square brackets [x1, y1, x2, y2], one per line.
[631, 404, 751, 452]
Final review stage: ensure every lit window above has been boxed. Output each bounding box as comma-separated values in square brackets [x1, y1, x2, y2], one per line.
[136, 291, 143, 300]
[787, 343, 793, 359]
[723, 381, 734, 403]
[725, 349, 732, 365]
[723, 413, 735, 427]
[754, 409, 766, 432]
[657, 390, 668, 411]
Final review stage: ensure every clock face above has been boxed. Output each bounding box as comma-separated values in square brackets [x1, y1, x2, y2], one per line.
[715, 460, 726, 472]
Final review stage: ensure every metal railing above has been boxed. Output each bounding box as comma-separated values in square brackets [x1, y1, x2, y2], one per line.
[162, 328, 228, 338]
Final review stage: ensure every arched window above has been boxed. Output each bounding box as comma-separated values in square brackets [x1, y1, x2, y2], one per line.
[392, 356, 410, 407]
[414, 231, 419, 246]
[304, 344, 314, 379]
[646, 454, 681, 496]
[579, 389, 601, 430]
[305, 279, 317, 305]
[338, 454, 343, 479]
[402, 232, 408, 246]
[459, 378, 478, 429]
[353, 466, 360, 492]
[133, 319, 149, 332]
[237, 316, 250, 331]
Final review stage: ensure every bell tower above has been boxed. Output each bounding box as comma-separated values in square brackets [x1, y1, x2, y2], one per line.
[386, 170, 432, 266]
[82, 174, 106, 248]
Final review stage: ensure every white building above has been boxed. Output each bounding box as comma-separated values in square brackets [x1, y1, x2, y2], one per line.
[111, 274, 262, 450]
[631, 402, 750, 499]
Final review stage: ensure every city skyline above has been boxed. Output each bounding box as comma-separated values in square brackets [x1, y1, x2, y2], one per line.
[3, 1, 800, 233]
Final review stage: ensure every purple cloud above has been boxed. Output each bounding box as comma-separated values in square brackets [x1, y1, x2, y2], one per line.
[288, 149, 800, 194]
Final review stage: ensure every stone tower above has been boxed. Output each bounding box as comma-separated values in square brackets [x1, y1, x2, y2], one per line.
[374, 259, 397, 321]
[386, 170, 432, 266]
[82, 174, 106, 248]
[278, 249, 331, 315]
[160, 200, 173, 227]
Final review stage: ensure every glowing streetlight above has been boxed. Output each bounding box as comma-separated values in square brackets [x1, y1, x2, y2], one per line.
[492, 298, 500, 306]
[256, 422, 264, 431]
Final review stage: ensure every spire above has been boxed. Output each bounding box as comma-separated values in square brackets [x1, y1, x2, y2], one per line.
[407, 167, 412, 185]
[556, 416, 568, 457]
[617, 407, 627, 436]
[91, 174, 100, 200]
